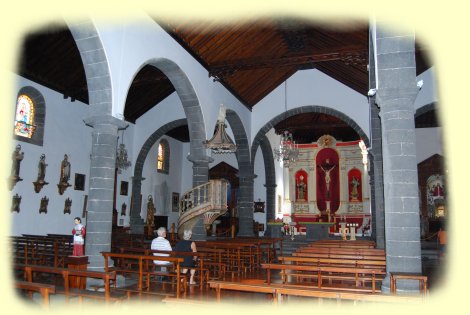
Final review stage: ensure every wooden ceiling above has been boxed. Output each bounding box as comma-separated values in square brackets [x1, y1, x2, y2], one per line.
[16, 17, 434, 144]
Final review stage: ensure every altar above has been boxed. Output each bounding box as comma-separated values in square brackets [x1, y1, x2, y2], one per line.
[300, 222, 334, 241]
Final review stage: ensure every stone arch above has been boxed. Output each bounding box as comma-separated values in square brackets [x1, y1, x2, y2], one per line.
[144, 58, 207, 180]
[251, 105, 370, 230]
[130, 119, 188, 232]
[258, 135, 277, 232]
[127, 59, 207, 237]
[252, 106, 370, 158]
[67, 20, 112, 116]
[225, 109, 253, 236]
[15, 86, 46, 146]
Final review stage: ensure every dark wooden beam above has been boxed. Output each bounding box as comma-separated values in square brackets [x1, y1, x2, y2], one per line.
[208, 45, 367, 78]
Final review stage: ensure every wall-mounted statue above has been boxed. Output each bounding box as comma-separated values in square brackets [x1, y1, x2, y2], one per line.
[64, 197, 72, 214]
[39, 196, 49, 214]
[146, 195, 156, 237]
[12, 193, 21, 213]
[121, 202, 127, 216]
[9, 144, 24, 190]
[33, 154, 49, 193]
[57, 154, 72, 195]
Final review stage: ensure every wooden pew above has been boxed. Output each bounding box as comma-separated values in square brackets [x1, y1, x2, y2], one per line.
[208, 280, 425, 304]
[11, 235, 73, 267]
[195, 241, 258, 274]
[261, 263, 386, 293]
[147, 249, 210, 288]
[16, 264, 125, 303]
[278, 256, 386, 269]
[292, 252, 386, 261]
[296, 246, 385, 256]
[312, 240, 376, 248]
[15, 280, 56, 308]
[101, 252, 185, 298]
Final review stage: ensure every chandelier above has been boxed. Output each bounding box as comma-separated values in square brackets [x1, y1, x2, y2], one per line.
[203, 104, 238, 154]
[116, 129, 131, 173]
[274, 130, 299, 167]
[273, 81, 299, 167]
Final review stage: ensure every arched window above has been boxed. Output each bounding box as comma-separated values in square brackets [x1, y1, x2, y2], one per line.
[14, 86, 46, 146]
[156, 139, 170, 174]
[14, 94, 35, 138]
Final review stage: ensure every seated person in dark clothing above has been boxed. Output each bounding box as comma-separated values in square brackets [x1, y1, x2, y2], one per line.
[174, 229, 197, 285]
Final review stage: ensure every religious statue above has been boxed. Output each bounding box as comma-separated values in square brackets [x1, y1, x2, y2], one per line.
[37, 154, 47, 182]
[296, 175, 307, 201]
[39, 196, 49, 214]
[58, 154, 72, 194]
[146, 195, 156, 236]
[60, 154, 71, 184]
[319, 158, 336, 199]
[64, 198, 72, 214]
[11, 144, 24, 178]
[12, 193, 22, 213]
[33, 154, 49, 193]
[10, 144, 24, 190]
[72, 217, 86, 256]
[350, 176, 360, 201]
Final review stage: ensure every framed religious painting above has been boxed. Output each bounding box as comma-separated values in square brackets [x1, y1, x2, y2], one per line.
[74, 173, 85, 191]
[120, 181, 128, 196]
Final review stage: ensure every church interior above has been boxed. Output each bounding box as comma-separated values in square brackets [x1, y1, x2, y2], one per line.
[6, 12, 449, 308]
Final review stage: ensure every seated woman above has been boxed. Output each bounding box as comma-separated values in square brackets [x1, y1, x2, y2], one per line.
[174, 229, 197, 285]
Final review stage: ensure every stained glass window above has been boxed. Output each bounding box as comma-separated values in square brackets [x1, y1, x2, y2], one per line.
[14, 94, 35, 138]
[156, 139, 170, 174]
[157, 143, 164, 170]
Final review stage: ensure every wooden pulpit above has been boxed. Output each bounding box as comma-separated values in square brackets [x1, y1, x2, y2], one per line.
[65, 255, 89, 289]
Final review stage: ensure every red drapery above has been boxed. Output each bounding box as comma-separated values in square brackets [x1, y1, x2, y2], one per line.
[316, 148, 339, 212]
[348, 168, 362, 202]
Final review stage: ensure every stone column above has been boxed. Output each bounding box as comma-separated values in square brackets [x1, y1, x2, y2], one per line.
[129, 175, 146, 234]
[375, 25, 422, 293]
[187, 154, 213, 240]
[263, 183, 277, 236]
[83, 115, 127, 272]
[370, 99, 385, 249]
[237, 172, 256, 237]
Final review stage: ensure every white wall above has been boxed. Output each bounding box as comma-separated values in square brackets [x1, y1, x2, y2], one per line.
[415, 127, 444, 164]
[415, 67, 438, 109]
[10, 75, 93, 236]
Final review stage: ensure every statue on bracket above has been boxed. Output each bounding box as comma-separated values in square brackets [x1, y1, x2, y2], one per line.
[57, 154, 72, 195]
[64, 197, 72, 214]
[33, 154, 49, 193]
[146, 195, 156, 237]
[12, 193, 21, 213]
[39, 196, 49, 214]
[9, 144, 24, 190]
[121, 202, 127, 216]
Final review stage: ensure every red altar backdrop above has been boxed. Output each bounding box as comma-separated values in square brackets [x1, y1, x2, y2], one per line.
[316, 148, 340, 212]
[295, 170, 308, 201]
[348, 168, 362, 202]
